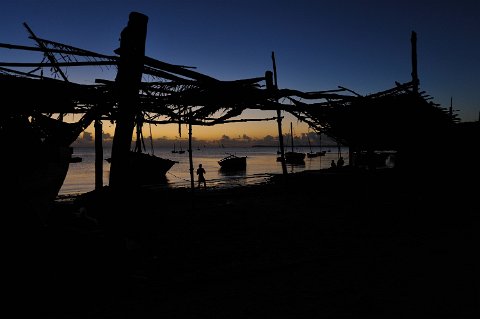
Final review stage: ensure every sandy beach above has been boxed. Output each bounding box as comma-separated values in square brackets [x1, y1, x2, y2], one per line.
[8, 166, 479, 318]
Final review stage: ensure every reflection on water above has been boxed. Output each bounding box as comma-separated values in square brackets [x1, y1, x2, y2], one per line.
[61, 146, 349, 195]
[286, 162, 305, 173]
[218, 167, 247, 177]
[215, 168, 248, 188]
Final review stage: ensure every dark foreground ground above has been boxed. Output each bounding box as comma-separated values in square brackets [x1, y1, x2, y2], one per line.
[7, 166, 480, 318]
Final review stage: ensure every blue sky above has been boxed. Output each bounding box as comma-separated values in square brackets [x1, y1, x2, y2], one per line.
[2, 0, 479, 125]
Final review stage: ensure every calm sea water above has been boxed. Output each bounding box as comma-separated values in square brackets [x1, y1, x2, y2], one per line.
[60, 146, 349, 195]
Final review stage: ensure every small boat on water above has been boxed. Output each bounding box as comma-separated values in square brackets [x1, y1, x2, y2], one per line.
[306, 134, 318, 158]
[284, 151, 306, 164]
[278, 122, 305, 164]
[178, 144, 186, 154]
[107, 119, 178, 186]
[306, 131, 326, 158]
[172, 143, 186, 154]
[218, 153, 247, 170]
[307, 150, 326, 158]
[70, 156, 83, 163]
[106, 151, 178, 185]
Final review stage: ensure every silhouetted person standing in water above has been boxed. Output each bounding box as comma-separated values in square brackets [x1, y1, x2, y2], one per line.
[196, 163, 206, 188]
[330, 160, 337, 169]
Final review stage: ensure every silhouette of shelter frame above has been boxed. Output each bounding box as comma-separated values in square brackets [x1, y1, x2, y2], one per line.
[0, 12, 456, 189]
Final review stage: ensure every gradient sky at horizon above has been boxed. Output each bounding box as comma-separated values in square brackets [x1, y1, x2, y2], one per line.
[1, 0, 479, 140]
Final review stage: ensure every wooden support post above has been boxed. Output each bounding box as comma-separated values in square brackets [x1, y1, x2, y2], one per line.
[109, 12, 148, 189]
[411, 31, 419, 93]
[94, 119, 103, 190]
[270, 52, 288, 175]
[319, 132, 323, 169]
[349, 146, 355, 168]
[449, 96, 453, 120]
[188, 120, 195, 191]
[276, 110, 288, 175]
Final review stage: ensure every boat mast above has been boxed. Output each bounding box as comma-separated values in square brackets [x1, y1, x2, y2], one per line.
[134, 113, 144, 153]
[94, 120, 103, 190]
[319, 131, 322, 169]
[290, 122, 294, 152]
[188, 115, 195, 191]
[307, 134, 313, 153]
[271, 52, 288, 175]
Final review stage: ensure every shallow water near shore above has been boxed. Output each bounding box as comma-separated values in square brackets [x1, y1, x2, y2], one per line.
[60, 146, 350, 195]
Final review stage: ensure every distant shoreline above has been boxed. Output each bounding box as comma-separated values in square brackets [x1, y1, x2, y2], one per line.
[70, 144, 344, 149]
[251, 144, 340, 148]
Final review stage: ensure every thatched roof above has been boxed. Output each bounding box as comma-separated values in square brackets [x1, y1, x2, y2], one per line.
[1, 27, 456, 156]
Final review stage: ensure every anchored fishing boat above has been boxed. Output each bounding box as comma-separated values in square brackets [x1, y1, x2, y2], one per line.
[106, 117, 178, 186]
[218, 153, 247, 170]
[282, 122, 305, 164]
[106, 151, 177, 186]
[306, 133, 326, 158]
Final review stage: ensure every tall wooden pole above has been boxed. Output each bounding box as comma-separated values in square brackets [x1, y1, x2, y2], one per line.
[271, 52, 288, 175]
[411, 31, 419, 93]
[449, 97, 453, 122]
[109, 12, 148, 189]
[94, 120, 103, 190]
[188, 119, 195, 191]
[318, 132, 322, 169]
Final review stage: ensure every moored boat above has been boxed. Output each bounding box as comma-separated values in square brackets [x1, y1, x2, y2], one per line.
[284, 151, 306, 164]
[307, 150, 326, 158]
[106, 151, 178, 186]
[281, 122, 305, 164]
[218, 153, 247, 170]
